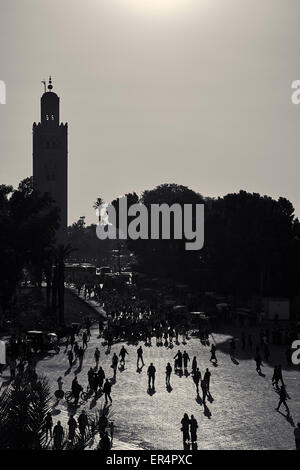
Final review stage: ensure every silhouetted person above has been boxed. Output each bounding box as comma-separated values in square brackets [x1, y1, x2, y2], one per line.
[68, 415, 77, 442]
[78, 410, 89, 438]
[119, 346, 128, 365]
[166, 362, 172, 386]
[192, 357, 197, 374]
[82, 331, 88, 349]
[174, 350, 183, 369]
[255, 352, 262, 373]
[53, 421, 64, 450]
[112, 353, 118, 378]
[182, 351, 190, 369]
[103, 379, 112, 404]
[44, 412, 53, 439]
[97, 367, 105, 391]
[210, 344, 217, 363]
[294, 422, 300, 450]
[272, 365, 284, 389]
[72, 376, 82, 406]
[276, 385, 290, 414]
[137, 346, 144, 367]
[99, 431, 111, 450]
[193, 368, 201, 395]
[204, 368, 211, 392]
[94, 347, 100, 368]
[201, 378, 207, 403]
[181, 413, 190, 446]
[148, 363, 156, 389]
[190, 415, 198, 444]
[67, 350, 73, 368]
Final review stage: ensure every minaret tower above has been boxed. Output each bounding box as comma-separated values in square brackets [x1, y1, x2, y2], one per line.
[33, 77, 68, 243]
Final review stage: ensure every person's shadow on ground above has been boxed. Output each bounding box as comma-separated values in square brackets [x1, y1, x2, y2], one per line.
[203, 403, 212, 419]
[118, 364, 125, 372]
[195, 394, 203, 405]
[74, 364, 82, 374]
[230, 356, 239, 365]
[136, 365, 144, 374]
[277, 410, 295, 427]
[258, 370, 266, 378]
[207, 391, 214, 403]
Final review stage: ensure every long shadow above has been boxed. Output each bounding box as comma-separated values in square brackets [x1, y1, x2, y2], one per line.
[74, 364, 82, 374]
[277, 410, 295, 427]
[230, 356, 239, 365]
[195, 394, 203, 406]
[203, 403, 212, 419]
[258, 370, 266, 378]
[207, 391, 214, 403]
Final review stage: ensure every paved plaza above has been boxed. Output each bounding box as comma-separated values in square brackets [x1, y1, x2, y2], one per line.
[1, 317, 298, 450]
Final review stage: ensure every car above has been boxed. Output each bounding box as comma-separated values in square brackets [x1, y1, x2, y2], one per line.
[26, 330, 60, 354]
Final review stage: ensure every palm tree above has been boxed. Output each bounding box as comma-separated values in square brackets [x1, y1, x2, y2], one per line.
[93, 197, 104, 222]
[0, 375, 51, 449]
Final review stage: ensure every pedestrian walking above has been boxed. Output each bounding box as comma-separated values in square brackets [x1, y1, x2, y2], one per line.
[192, 368, 201, 395]
[180, 414, 190, 445]
[82, 331, 88, 349]
[68, 415, 77, 442]
[210, 344, 217, 363]
[53, 421, 64, 450]
[94, 347, 100, 368]
[276, 385, 290, 414]
[44, 412, 53, 440]
[147, 363, 156, 389]
[201, 378, 207, 403]
[255, 352, 262, 373]
[78, 410, 89, 439]
[166, 362, 172, 387]
[174, 350, 183, 369]
[119, 346, 128, 365]
[137, 346, 145, 368]
[97, 367, 105, 391]
[182, 351, 190, 369]
[103, 379, 112, 404]
[67, 350, 73, 368]
[191, 357, 197, 374]
[190, 415, 198, 444]
[204, 368, 211, 392]
[112, 353, 118, 378]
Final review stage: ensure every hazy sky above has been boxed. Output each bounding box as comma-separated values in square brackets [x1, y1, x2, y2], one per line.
[1, 0, 300, 225]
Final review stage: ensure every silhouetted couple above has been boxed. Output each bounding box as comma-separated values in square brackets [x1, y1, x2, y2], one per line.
[180, 414, 198, 448]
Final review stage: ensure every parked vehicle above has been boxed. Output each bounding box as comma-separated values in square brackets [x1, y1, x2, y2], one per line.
[26, 331, 60, 354]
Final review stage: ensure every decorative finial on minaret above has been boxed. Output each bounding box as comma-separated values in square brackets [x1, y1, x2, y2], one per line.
[48, 76, 53, 91]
